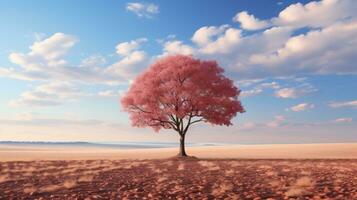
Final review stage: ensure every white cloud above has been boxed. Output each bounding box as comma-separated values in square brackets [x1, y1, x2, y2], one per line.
[163, 40, 195, 55]
[169, 25, 294, 79]
[191, 25, 229, 46]
[266, 115, 286, 128]
[9, 33, 76, 71]
[236, 79, 264, 87]
[2, 33, 117, 84]
[159, 0, 357, 80]
[126, 2, 159, 18]
[156, 34, 176, 44]
[240, 88, 263, 98]
[106, 50, 148, 79]
[233, 11, 270, 30]
[250, 20, 357, 75]
[116, 38, 147, 56]
[240, 122, 256, 130]
[239, 81, 281, 98]
[238, 79, 317, 99]
[30, 32, 77, 60]
[289, 103, 314, 112]
[328, 100, 357, 109]
[9, 82, 88, 107]
[98, 90, 117, 97]
[0, 117, 108, 127]
[107, 38, 150, 80]
[190, 25, 243, 55]
[98, 90, 114, 97]
[333, 118, 353, 123]
[2, 0, 357, 86]
[275, 88, 299, 98]
[273, 0, 357, 28]
[194, 26, 241, 54]
[275, 84, 317, 98]
[0, 34, 151, 85]
[98, 90, 126, 98]
[259, 81, 281, 89]
[80, 55, 106, 67]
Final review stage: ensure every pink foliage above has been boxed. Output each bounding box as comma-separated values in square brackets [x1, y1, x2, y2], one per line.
[121, 55, 245, 133]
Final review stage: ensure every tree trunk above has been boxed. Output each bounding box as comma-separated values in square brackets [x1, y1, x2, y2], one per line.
[178, 134, 188, 157]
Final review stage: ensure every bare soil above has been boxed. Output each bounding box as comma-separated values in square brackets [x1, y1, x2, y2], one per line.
[1, 159, 356, 199]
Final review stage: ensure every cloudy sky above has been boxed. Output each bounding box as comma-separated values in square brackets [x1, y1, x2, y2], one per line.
[0, 0, 356, 144]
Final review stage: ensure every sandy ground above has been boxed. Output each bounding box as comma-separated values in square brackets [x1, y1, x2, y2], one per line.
[0, 143, 356, 161]
[1, 159, 357, 199]
[1, 143, 357, 199]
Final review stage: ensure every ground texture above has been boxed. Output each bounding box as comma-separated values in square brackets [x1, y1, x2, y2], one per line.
[0, 159, 356, 199]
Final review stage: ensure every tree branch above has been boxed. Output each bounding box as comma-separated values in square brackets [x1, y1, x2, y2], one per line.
[150, 117, 179, 131]
[179, 118, 184, 134]
[130, 105, 152, 114]
[190, 118, 204, 125]
[183, 115, 192, 135]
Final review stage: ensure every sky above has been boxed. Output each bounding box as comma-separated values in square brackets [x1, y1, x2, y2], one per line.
[0, 0, 356, 144]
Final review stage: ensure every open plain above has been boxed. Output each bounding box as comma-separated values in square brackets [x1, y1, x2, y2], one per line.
[1, 159, 357, 199]
[0, 143, 357, 199]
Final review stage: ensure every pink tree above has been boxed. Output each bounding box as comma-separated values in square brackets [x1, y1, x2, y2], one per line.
[121, 55, 245, 157]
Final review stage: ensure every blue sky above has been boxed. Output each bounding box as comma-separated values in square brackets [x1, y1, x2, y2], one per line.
[0, 0, 356, 143]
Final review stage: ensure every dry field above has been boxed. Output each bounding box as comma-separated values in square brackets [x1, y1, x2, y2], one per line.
[0, 159, 356, 199]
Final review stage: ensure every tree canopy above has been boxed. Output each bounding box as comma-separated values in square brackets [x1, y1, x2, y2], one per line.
[121, 55, 245, 136]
